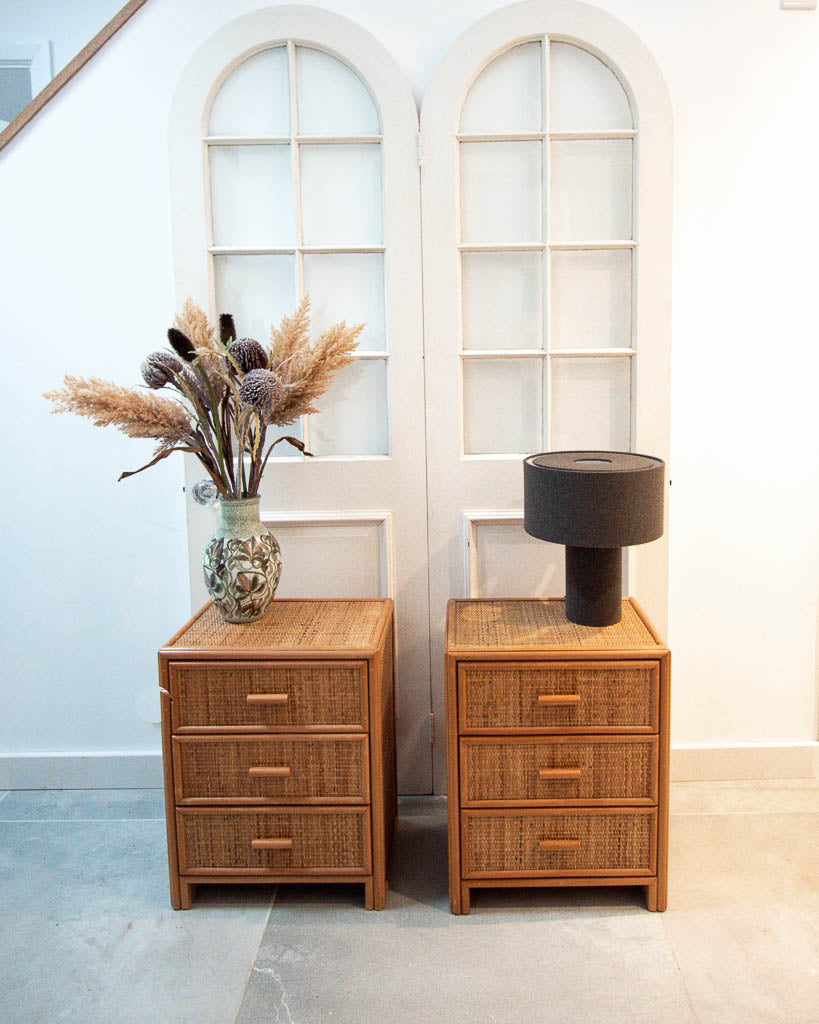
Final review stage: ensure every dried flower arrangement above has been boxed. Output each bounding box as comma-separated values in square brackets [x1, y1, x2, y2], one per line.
[44, 297, 363, 497]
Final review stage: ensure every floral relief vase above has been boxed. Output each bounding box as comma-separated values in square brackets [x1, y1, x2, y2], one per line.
[203, 496, 282, 623]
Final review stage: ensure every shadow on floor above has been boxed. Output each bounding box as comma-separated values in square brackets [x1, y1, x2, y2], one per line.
[191, 883, 278, 910]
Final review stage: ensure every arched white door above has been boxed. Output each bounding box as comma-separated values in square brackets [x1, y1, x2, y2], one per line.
[421, 0, 673, 791]
[170, 8, 432, 792]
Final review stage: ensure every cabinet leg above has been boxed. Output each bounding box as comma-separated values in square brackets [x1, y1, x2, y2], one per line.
[179, 881, 195, 910]
[168, 872, 182, 911]
[645, 879, 668, 912]
[366, 875, 387, 911]
[449, 875, 471, 914]
[460, 883, 471, 915]
[656, 873, 668, 912]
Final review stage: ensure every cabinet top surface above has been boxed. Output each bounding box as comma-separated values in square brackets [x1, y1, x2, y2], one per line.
[163, 599, 390, 654]
[448, 599, 663, 652]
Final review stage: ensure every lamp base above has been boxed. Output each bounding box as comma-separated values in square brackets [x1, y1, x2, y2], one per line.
[565, 546, 622, 626]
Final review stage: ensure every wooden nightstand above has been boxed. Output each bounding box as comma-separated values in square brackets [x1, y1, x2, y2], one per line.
[445, 597, 670, 914]
[158, 599, 396, 910]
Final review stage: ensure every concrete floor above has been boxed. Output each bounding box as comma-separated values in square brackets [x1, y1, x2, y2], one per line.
[0, 782, 816, 1024]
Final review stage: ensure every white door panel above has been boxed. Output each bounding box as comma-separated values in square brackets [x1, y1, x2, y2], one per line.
[466, 514, 565, 599]
[422, 2, 672, 793]
[172, 8, 432, 793]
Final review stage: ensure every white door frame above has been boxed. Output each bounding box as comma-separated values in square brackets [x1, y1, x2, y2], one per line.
[420, 0, 673, 792]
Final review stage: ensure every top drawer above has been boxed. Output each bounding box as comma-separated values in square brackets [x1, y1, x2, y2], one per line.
[169, 661, 368, 732]
[458, 661, 659, 733]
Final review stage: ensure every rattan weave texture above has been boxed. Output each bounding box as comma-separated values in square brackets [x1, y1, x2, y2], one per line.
[460, 664, 657, 731]
[170, 600, 384, 650]
[464, 810, 654, 875]
[176, 737, 368, 801]
[171, 663, 366, 730]
[452, 599, 658, 649]
[461, 739, 656, 804]
[179, 808, 369, 871]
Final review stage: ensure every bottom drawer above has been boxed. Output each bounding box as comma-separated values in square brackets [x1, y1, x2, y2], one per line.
[177, 807, 371, 875]
[462, 808, 656, 878]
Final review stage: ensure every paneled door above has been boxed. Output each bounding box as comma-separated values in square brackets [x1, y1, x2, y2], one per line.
[171, 9, 432, 792]
[421, 4, 672, 792]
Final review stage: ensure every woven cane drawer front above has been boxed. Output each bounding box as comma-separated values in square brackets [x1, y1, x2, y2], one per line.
[462, 809, 656, 878]
[460, 736, 658, 807]
[458, 661, 658, 733]
[169, 661, 367, 732]
[177, 807, 371, 875]
[173, 735, 369, 804]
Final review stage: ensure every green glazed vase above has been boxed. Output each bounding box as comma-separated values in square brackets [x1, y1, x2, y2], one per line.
[202, 496, 282, 623]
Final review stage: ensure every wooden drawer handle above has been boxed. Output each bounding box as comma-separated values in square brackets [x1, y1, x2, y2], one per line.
[251, 838, 293, 850]
[246, 693, 289, 705]
[537, 694, 581, 706]
[539, 839, 581, 851]
[248, 766, 291, 778]
[538, 768, 582, 779]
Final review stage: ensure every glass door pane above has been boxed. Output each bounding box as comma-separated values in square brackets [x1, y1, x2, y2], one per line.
[209, 145, 295, 246]
[550, 356, 631, 450]
[296, 46, 380, 135]
[460, 42, 542, 133]
[209, 47, 290, 136]
[549, 42, 632, 131]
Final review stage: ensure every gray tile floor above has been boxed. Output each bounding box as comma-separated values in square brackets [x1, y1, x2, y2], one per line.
[0, 783, 816, 1023]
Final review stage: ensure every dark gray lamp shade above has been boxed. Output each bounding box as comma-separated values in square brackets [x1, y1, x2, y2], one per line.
[523, 451, 665, 626]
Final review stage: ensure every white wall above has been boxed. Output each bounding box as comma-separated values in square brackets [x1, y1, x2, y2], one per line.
[1, 0, 816, 786]
[0, 0, 126, 78]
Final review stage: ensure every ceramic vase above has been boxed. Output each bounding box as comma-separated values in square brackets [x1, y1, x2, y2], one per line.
[202, 496, 282, 623]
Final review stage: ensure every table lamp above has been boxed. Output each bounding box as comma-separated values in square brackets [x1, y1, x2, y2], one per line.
[523, 451, 665, 626]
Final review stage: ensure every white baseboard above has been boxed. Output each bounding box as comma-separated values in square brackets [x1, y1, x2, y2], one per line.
[670, 742, 819, 782]
[0, 752, 162, 790]
[1, 744, 817, 790]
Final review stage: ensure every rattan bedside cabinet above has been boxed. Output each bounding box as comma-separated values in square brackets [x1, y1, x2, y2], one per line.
[445, 597, 670, 914]
[158, 599, 396, 910]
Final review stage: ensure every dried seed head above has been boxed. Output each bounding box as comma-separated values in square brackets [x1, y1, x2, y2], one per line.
[219, 313, 236, 345]
[141, 351, 182, 389]
[239, 368, 284, 416]
[229, 337, 268, 373]
[167, 327, 196, 362]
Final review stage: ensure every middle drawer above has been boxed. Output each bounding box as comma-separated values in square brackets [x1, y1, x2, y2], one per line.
[460, 735, 658, 807]
[173, 734, 370, 804]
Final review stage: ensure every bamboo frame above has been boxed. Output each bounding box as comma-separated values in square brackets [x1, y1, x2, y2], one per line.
[159, 599, 396, 911]
[445, 597, 669, 914]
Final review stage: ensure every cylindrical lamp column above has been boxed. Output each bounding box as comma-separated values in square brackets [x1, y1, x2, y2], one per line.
[523, 452, 665, 626]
